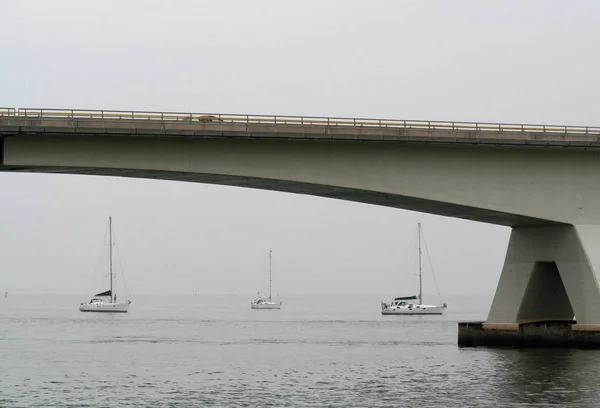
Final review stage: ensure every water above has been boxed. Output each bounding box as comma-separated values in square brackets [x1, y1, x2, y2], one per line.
[1, 294, 600, 407]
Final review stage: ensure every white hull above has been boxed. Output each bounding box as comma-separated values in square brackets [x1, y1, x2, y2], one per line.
[250, 302, 282, 309]
[79, 302, 130, 313]
[382, 305, 445, 315]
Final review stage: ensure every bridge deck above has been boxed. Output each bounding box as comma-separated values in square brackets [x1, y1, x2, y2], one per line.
[1, 108, 599, 148]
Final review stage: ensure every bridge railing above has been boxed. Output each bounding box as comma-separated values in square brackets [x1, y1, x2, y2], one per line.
[0, 108, 16, 116]
[7, 108, 600, 136]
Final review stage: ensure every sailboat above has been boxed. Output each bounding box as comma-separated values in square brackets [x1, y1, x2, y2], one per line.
[381, 222, 447, 315]
[251, 249, 282, 309]
[79, 217, 132, 313]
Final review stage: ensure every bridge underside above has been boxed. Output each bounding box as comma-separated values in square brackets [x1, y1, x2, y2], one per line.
[3, 129, 600, 346]
[1, 165, 558, 227]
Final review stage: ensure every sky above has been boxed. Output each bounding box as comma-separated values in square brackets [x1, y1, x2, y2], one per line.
[0, 0, 598, 298]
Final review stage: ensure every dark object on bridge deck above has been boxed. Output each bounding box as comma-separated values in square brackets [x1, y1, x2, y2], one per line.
[458, 321, 600, 349]
[182, 115, 224, 122]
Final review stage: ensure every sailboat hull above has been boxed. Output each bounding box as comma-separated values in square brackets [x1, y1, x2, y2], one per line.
[79, 302, 130, 313]
[381, 305, 445, 315]
[250, 302, 282, 309]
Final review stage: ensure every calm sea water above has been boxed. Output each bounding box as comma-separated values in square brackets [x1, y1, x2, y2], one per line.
[1, 294, 599, 407]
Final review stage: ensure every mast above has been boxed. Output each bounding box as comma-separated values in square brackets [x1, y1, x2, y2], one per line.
[109, 216, 113, 301]
[418, 222, 422, 305]
[269, 249, 272, 301]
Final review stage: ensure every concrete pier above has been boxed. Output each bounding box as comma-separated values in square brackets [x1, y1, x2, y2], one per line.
[458, 321, 600, 349]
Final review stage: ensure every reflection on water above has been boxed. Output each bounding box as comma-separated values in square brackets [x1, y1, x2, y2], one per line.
[482, 348, 599, 406]
[1, 294, 599, 407]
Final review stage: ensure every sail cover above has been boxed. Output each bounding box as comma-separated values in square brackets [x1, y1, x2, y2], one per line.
[394, 295, 418, 301]
[95, 290, 112, 297]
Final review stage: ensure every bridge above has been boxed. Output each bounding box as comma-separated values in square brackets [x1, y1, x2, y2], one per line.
[3, 107, 600, 347]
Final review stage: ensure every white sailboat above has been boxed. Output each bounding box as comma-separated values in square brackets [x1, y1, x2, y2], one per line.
[79, 217, 131, 313]
[381, 222, 447, 315]
[251, 249, 282, 310]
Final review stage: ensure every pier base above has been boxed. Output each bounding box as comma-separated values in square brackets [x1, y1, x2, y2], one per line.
[463, 225, 600, 348]
[458, 321, 600, 349]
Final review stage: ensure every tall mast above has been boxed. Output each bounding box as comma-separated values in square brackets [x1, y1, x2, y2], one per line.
[109, 216, 113, 300]
[418, 222, 422, 305]
[269, 249, 272, 301]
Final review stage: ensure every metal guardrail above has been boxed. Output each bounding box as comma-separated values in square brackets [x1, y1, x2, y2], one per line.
[0, 108, 16, 116]
[3, 108, 599, 136]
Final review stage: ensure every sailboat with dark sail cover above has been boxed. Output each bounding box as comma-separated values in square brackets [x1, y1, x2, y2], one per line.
[79, 217, 131, 313]
[381, 222, 447, 315]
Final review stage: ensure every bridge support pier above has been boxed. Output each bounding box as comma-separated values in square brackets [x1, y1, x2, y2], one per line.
[459, 225, 600, 348]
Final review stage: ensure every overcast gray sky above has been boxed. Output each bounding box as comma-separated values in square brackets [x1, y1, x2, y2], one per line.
[1, 0, 598, 298]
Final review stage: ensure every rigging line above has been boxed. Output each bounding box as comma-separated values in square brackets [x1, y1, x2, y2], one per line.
[112, 228, 129, 294]
[413, 224, 419, 292]
[420, 225, 443, 300]
[408, 224, 419, 291]
[89, 221, 110, 291]
[396, 223, 419, 292]
[409, 226, 417, 292]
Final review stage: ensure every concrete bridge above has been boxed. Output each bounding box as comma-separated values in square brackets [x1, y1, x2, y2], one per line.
[3, 107, 600, 346]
